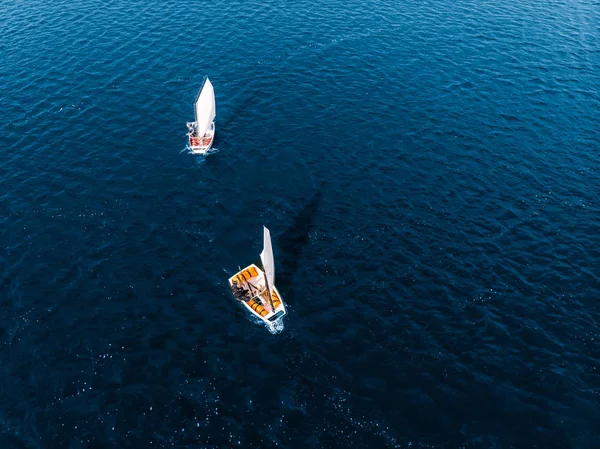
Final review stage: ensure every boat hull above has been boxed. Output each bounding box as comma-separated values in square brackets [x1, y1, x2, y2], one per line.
[189, 122, 215, 154]
[228, 264, 287, 324]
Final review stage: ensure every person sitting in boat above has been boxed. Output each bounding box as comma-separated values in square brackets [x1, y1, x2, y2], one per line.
[187, 122, 195, 136]
[232, 281, 250, 301]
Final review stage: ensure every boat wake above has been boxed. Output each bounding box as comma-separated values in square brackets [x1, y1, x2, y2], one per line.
[183, 145, 219, 158]
[267, 318, 285, 335]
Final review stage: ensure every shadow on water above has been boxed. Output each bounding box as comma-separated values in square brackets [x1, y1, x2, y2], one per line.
[276, 183, 325, 296]
[218, 90, 255, 131]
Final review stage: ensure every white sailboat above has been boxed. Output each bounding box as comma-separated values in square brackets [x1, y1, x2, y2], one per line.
[187, 76, 215, 154]
[229, 226, 287, 324]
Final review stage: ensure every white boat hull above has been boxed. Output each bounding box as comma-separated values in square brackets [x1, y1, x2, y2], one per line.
[228, 264, 287, 324]
[189, 122, 215, 154]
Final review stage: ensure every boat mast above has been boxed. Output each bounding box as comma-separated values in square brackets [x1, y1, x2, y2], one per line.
[260, 226, 276, 313]
[263, 264, 276, 312]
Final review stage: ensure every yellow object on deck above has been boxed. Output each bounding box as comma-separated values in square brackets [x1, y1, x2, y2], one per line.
[235, 266, 259, 284]
[271, 289, 281, 309]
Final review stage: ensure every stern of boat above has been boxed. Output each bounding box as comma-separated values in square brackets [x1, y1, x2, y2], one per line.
[188, 122, 215, 154]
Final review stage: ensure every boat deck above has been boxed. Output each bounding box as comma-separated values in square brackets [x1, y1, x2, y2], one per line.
[230, 265, 283, 317]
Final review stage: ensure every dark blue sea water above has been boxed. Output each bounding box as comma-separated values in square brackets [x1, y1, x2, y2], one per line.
[2, 0, 600, 447]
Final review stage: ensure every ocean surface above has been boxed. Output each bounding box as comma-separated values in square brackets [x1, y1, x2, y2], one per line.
[1, 0, 599, 447]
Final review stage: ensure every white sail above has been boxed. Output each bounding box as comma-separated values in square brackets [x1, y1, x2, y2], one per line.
[194, 77, 216, 137]
[260, 226, 275, 299]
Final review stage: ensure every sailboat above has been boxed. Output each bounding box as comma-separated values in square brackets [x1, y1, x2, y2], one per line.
[229, 226, 287, 324]
[187, 76, 216, 154]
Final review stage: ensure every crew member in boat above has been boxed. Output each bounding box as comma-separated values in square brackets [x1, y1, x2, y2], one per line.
[232, 280, 250, 301]
[187, 122, 196, 136]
